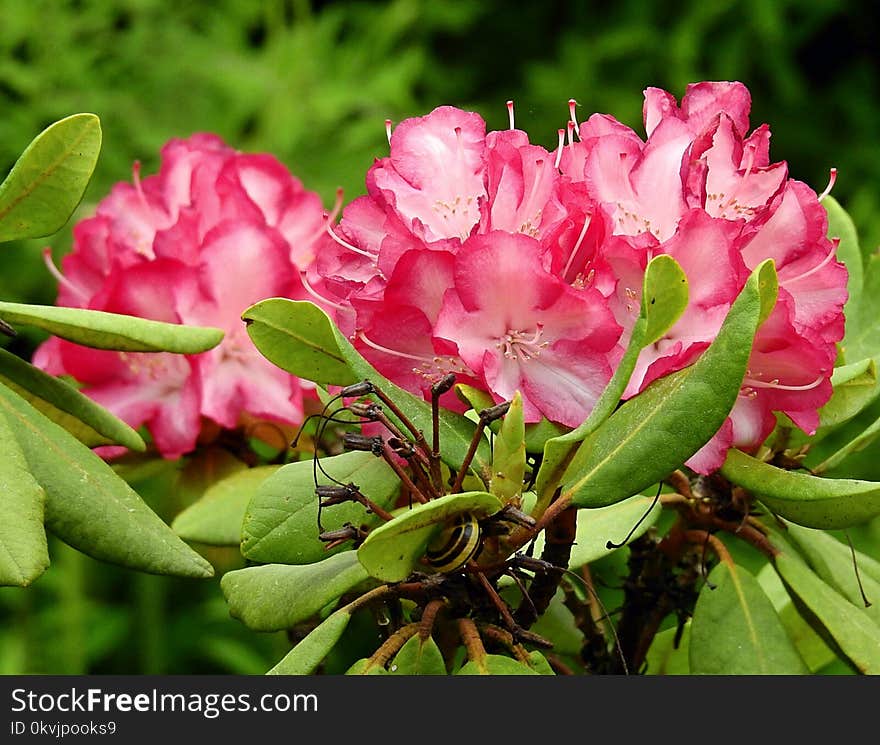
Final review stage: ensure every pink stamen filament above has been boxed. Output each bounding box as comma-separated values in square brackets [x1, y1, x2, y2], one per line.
[568, 99, 580, 139]
[385, 119, 393, 146]
[561, 214, 592, 282]
[42, 248, 90, 303]
[818, 167, 838, 202]
[299, 271, 348, 312]
[783, 238, 839, 285]
[566, 121, 575, 147]
[497, 326, 548, 362]
[131, 161, 168, 222]
[357, 330, 437, 364]
[720, 144, 756, 213]
[518, 159, 546, 232]
[507, 100, 515, 130]
[554, 128, 565, 170]
[324, 187, 380, 262]
[742, 376, 824, 392]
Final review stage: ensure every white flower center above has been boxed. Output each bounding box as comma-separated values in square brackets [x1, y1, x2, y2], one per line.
[496, 325, 548, 362]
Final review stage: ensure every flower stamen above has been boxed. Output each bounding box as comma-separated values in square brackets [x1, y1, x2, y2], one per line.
[42, 248, 90, 304]
[554, 128, 565, 170]
[783, 238, 840, 285]
[818, 167, 838, 202]
[496, 325, 549, 362]
[568, 99, 580, 139]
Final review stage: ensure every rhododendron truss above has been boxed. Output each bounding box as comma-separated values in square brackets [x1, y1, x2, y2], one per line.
[34, 134, 329, 458]
[307, 84, 847, 474]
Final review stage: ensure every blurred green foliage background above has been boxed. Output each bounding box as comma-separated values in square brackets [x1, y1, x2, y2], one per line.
[2, 0, 878, 674]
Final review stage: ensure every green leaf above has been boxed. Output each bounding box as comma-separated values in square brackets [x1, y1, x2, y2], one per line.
[172, 465, 280, 546]
[0, 383, 213, 578]
[490, 391, 525, 503]
[563, 261, 777, 508]
[756, 564, 836, 673]
[0, 348, 144, 451]
[527, 589, 584, 657]
[0, 114, 101, 242]
[812, 408, 880, 475]
[782, 523, 880, 627]
[243, 298, 490, 477]
[843, 253, 880, 364]
[525, 651, 556, 675]
[357, 491, 502, 582]
[0, 408, 49, 586]
[534, 255, 689, 500]
[817, 359, 878, 431]
[457, 654, 540, 675]
[644, 623, 691, 675]
[389, 634, 446, 675]
[0, 301, 224, 353]
[241, 451, 400, 565]
[689, 563, 807, 674]
[346, 658, 390, 675]
[221, 551, 369, 632]
[823, 195, 863, 320]
[523, 493, 662, 571]
[242, 298, 355, 386]
[772, 530, 880, 674]
[641, 253, 690, 346]
[266, 610, 351, 675]
[720, 448, 880, 529]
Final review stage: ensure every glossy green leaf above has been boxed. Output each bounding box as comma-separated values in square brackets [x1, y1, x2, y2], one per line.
[221, 551, 368, 632]
[641, 254, 690, 345]
[266, 610, 351, 675]
[0, 383, 213, 578]
[783, 523, 880, 627]
[756, 564, 835, 673]
[535, 255, 689, 500]
[457, 654, 539, 675]
[644, 623, 691, 675]
[0, 301, 223, 353]
[357, 491, 502, 582]
[824, 195, 863, 319]
[242, 298, 356, 386]
[524, 493, 662, 570]
[525, 651, 556, 675]
[843, 253, 880, 364]
[490, 391, 525, 503]
[689, 563, 807, 674]
[772, 530, 880, 674]
[454, 384, 494, 413]
[816, 359, 878, 431]
[528, 589, 584, 657]
[346, 658, 390, 675]
[241, 451, 400, 565]
[243, 298, 490, 477]
[0, 408, 49, 586]
[720, 448, 880, 529]
[563, 261, 777, 508]
[0, 114, 101, 242]
[0, 348, 144, 451]
[172, 465, 280, 546]
[389, 634, 446, 675]
[812, 409, 880, 475]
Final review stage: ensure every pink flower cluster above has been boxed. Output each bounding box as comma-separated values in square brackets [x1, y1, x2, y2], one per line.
[36, 134, 327, 458]
[308, 82, 847, 472]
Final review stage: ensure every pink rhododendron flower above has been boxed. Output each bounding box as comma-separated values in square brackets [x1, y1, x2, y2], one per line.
[310, 105, 622, 425]
[309, 83, 847, 474]
[559, 82, 847, 472]
[35, 134, 328, 458]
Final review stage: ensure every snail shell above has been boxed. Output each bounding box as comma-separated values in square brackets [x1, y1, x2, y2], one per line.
[425, 512, 482, 572]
